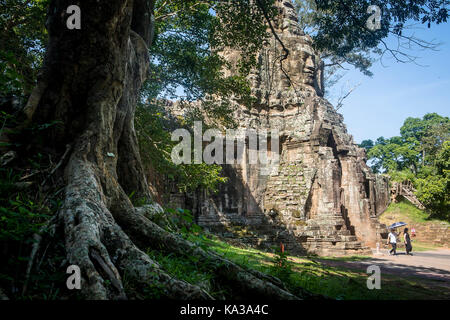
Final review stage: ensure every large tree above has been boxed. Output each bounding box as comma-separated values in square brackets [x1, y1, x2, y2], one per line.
[5, 0, 300, 299]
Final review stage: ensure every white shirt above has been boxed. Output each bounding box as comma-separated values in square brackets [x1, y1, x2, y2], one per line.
[388, 232, 397, 244]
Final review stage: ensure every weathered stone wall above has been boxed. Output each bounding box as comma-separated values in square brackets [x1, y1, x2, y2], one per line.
[413, 224, 450, 246]
[160, 0, 390, 256]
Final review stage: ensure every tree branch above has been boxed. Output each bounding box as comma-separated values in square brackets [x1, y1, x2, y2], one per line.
[336, 82, 361, 111]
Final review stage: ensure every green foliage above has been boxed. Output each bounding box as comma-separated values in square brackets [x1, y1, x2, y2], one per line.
[366, 136, 419, 174]
[359, 139, 374, 151]
[387, 169, 416, 184]
[292, 0, 449, 92]
[364, 114, 449, 175]
[270, 245, 293, 283]
[147, 0, 273, 121]
[147, 249, 214, 293]
[136, 1, 279, 196]
[0, 109, 69, 299]
[415, 141, 450, 219]
[140, 270, 167, 299]
[182, 233, 447, 300]
[383, 199, 449, 225]
[0, 0, 49, 95]
[0, 51, 26, 95]
[145, 211, 228, 298]
[401, 113, 450, 164]
[135, 102, 228, 194]
[165, 207, 203, 236]
[128, 190, 151, 207]
[0, 193, 51, 242]
[313, 0, 448, 63]
[293, 0, 376, 77]
[0, 110, 18, 149]
[364, 114, 449, 219]
[0, 166, 64, 299]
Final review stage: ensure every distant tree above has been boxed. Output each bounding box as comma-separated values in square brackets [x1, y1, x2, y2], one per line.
[359, 139, 374, 151]
[368, 136, 420, 173]
[415, 141, 450, 220]
[366, 114, 449, 219]
[401, 113, 450, 165]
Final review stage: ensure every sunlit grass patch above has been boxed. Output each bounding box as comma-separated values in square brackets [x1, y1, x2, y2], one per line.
[381, 201, 450, 226]
[170, 233, 450, 300]
[409, 241, 442, 252]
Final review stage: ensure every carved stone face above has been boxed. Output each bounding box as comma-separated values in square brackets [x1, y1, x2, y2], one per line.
[221, 1, 325, 101]
[302, 52, 316, 86]
[287, 40, 317, 89]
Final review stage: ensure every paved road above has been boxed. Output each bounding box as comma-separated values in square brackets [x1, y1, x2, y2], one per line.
[319, 249, 450, 286]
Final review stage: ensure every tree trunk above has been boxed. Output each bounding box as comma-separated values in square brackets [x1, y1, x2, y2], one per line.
[25, 0, 298, 300]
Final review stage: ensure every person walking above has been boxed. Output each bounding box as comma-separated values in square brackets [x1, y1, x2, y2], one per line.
[387, 229, 398, 255]
[404, 228, 413, 255]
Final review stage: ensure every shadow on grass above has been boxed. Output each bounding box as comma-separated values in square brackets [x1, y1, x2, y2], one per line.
[314, 255, 372, 262]
[196, 234, 450, 300]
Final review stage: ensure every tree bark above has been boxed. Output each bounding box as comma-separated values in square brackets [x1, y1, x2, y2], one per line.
[26, 0, 299, 299]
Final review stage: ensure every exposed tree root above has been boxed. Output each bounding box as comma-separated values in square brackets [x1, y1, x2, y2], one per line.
[112, 202, 298, 299]
[23, 0, 302, 300]
[60, 155, 212, 299]
[58, 138, 298, 299]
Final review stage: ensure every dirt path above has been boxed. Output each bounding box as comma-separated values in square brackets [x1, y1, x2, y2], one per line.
[318, 249, 450, 287]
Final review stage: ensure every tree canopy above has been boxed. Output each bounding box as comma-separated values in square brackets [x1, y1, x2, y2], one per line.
[294, 0, 449, 96]
[0, 0, 49, 96]
[361, 113, 450, 219]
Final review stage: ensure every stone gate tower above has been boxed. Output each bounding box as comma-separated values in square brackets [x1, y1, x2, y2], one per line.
[171, 0, 390, 255]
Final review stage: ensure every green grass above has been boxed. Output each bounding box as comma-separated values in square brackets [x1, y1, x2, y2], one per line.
[408, 241, 442, 252]
[381, 201, 449, 226]
[148, 233, 450, 300]
[384, 240, 441, 252]
[146, 249, 218, 297]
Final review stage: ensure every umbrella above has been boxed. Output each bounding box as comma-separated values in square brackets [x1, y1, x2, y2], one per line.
[388, 222, 407, 229]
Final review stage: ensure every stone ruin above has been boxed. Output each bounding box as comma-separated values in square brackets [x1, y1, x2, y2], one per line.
[156, 0, 391, 256]
[391, 180, 425, 210]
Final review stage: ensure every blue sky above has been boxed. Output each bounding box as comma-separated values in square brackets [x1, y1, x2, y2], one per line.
[327, 22, 450, 144]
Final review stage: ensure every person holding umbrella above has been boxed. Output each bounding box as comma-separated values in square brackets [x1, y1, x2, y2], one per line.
[387, 228, 399, 255]
[387, 222, 407, 256]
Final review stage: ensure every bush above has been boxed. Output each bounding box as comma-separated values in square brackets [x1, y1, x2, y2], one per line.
[415, 142, 450, 220]
[270, 243, 292, 283]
